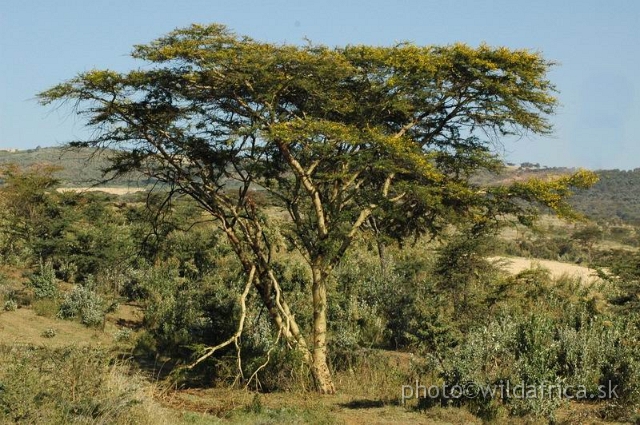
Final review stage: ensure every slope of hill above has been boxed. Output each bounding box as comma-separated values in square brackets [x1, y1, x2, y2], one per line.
[476, 166, 640, 224]
[2, 148, 640, 223]
[0, 147, 152, 188]
[570, 169, 640, 224]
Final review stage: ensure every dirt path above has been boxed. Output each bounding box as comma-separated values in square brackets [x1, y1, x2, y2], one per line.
[57, 187, 147, 195]
[489, 256, 601, 283]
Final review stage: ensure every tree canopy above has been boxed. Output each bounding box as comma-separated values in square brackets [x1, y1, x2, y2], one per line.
[39, 23, 596, 393]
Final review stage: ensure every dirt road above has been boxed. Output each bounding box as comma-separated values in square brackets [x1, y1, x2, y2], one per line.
[488, 256, 601, 283]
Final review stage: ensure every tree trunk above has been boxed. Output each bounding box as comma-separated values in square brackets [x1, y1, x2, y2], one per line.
[222, 217, 333, 393]
[367, 216, 387, 276]
[255, 272, 310, 357]
[311, 264, 336, 394]
[221, 221, 313, 367]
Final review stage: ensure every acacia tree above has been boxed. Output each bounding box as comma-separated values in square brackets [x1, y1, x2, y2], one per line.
[40, 24, 596, 393]
[0, 164, 63, 261]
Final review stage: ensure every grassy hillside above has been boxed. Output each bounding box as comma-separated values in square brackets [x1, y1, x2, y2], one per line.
[477, 166, 640, 224]
[570, 169, 640, 224]
[2, 148, 640, 222]
[0, 147, 152, 188]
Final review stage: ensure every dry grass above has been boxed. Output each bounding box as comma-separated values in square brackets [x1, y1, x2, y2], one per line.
[0, 304, 142, 348]
[0, 344, 174, 424]
[0, 308, 110, 347]
[159, 386, 481, 425]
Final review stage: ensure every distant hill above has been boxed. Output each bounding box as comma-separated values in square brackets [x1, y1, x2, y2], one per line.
[1, 148, 639, 224]
[570, 169, 640, 224]
[472, 165, 577, 186]
[476, 166, 640, 224]
[0, 147, 152, 188]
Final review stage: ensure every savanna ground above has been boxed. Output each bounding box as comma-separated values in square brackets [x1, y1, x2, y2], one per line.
[0, 227, 636, 424]
[0, 299, 629, 425]
[1, 178, 639, 424]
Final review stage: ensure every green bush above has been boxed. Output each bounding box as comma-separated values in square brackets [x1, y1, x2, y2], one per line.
[422, 312, 640, 421]
[57, 282, 107, 327]
[3, 299, 17, 311]
[398, 259, 640, 422]
[0, 345, 160, 424]
[133, 265, 245, 378]
[41, 328, 57, 338]
[27, 261, 59, 299]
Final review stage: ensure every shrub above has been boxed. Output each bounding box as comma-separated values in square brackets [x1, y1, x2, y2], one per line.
[243, 344, 313, 392]
[132, 265, 246, 385]
[0, 345, 162, 424]
[114, 328, 133, 342]
[57, 284, 106, 327]
[3, 299, 17, 312]
[423, 312, 640, 421]
[41, 328, 57, 338]
[27, 261, 58, 299]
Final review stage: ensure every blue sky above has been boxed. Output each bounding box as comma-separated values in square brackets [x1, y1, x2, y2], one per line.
[1, 0, 638, 169]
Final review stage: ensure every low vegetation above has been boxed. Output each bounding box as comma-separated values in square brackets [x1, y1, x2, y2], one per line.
[0, 163, 638, 423]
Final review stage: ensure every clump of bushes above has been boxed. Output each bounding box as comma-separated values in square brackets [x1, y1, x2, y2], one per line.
[407, 265, 640, 422]
[0, 346, 163, 424]
[27, 261, 58, 300]
[3, 299, 17, 312]
[57, 278, 108, 327]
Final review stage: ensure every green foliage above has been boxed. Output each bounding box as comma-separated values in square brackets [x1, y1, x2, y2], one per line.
[57, 280, 107, 327]
[37, 21, 580, 271]
[429, 312, 640, 420]
[402, 262, 640, 421]
[244, 344, 313, 392]
[331, 248, 407, 349]
[0, 346, 157, 424]
[55, 195, 137, 281]
[572, 224, 603, 247]
[3, 299, 17, 311]
[598, 249, 640, 311]
[571, 169, 640, 224]
[28, 260, 59, 300]
[0, 165, 141, 284]
[133, 265, 240, 361]
[0, 164, 62, 263]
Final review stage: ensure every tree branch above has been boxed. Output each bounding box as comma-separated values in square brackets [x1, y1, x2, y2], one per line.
[188, 265, 255, 369]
